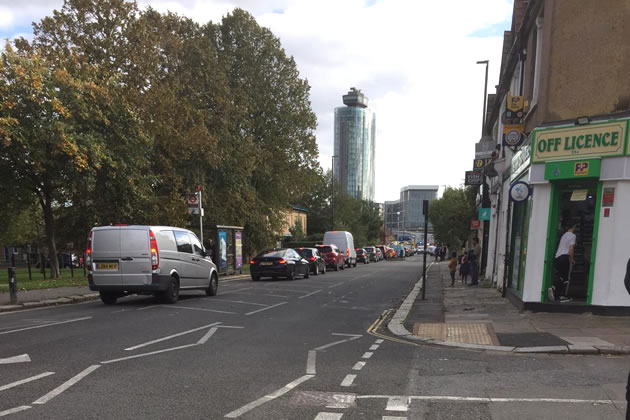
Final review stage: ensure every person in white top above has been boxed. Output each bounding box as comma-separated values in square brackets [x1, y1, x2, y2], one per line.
[548, 222, 577, 301]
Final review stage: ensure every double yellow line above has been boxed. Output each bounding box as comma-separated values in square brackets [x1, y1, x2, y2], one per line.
[366, 309, 425, 348]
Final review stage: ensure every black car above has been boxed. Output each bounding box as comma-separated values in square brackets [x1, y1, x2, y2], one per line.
[250, 249, 310, 281]
[355, 248, 369, 264]
[295, 247, 326, 275]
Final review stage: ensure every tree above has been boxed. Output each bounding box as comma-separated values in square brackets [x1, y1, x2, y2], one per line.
[289, 218, 305, 242]
[429, 187, 477, 250]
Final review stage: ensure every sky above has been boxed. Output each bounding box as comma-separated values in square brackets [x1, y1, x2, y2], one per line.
[0, 0, 513, 203]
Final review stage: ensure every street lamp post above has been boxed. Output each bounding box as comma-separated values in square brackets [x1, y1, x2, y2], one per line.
[476, 59, 490, 278]
[331, 155, 338, 231]
[476, 60, 489, 136]
[396, 211, 400, 241]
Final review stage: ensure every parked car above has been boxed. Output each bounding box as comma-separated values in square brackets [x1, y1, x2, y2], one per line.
[377, 245, 389, 260]
[87, 225, 218, 305]
[295, 247, 326, 275]
[323, 231, 356, 268]
[355, 248, 369, 264]
[375, 247, 383, 261]
[364, 246, 380, 262]
[315, 244, 345, 271]
[250, 248, 310, 281]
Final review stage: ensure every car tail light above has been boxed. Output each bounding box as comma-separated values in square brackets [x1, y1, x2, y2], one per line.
[149, 230, 159, 270]
[309, 257, 316, 262]
[250, 259, 256, 265]
[277, 259, 287, 265]
[86, 232, 92, 271]
[346, 248, 350, 257]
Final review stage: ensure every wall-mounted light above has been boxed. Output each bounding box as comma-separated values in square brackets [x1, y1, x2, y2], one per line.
[575, 116, 591, 125]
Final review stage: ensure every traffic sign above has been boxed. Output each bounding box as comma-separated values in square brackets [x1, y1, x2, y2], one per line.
[186, 193, 199, 207]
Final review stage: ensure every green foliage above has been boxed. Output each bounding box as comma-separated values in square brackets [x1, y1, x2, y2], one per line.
[429, 187, 477, 249]
[289, 218, 306, 242]
[1, 2, 321, 263]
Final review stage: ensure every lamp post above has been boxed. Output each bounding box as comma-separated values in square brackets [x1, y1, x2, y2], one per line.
[331, 155, 338, 230]
[476, 60, 489, 136]
[477, 59, 490, 278]
[396, 211, 401, 241]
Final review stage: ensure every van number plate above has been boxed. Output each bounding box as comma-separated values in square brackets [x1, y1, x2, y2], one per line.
[96, 263, 118, 270]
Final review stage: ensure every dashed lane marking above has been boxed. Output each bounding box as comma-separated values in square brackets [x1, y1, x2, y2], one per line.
[352, 361, 366, 371]
[306, 350, 317, 374]
[0, 372, 55, 392]
[375, 339, 384, 344]
[385, 396, 409, 412]
[224, 374, 314, 418]
[33, 365, 100, 405]
[157, 305, 238, 314]
[314, 334, 362, 351]
[369, 344, 380, 351]
[245, 302, 288, 315]
[314, 413, 344, 420]
[0, 317, 92, 336]
[382, 417, 407, 420]
[361, 352, 373, 359]
[328, 282, 345, 288]
[340, 374, 356, 387]
[0, 354, 31, 364]
[211, 299, 267, 307]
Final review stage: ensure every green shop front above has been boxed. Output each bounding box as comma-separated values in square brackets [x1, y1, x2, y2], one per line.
[515, 118, 630, 309]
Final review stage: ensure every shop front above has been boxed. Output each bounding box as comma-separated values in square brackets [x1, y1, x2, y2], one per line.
[518, 118, 630, 311]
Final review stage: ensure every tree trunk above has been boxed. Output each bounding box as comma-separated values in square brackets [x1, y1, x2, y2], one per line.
[41, 191, 60, 279]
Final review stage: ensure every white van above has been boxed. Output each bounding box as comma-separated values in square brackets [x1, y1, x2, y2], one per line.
[323, 231, 356, 268]
[87, 225, 218, 305]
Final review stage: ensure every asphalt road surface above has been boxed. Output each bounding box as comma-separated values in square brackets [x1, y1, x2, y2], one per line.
[0, 256, 627, 419]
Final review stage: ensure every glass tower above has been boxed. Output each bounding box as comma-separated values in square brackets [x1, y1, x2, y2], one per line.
[334, 88, 376, 202]
[399, 186, 439, 230]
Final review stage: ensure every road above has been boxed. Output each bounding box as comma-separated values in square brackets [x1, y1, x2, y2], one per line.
[0, 256, 627, 419]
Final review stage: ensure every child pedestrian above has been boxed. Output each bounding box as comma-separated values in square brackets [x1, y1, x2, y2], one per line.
[448, 251, 457, 286]
[460, 251, 470, 284]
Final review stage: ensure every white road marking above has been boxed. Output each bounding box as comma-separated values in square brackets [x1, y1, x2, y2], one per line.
[340, 374, 356, 387]
[262, 288, 314, 294]
[328, 282, 345, 288]
[352, 361, 366, 371]
[306, 350, 317, 374]
[0, 317, 91, 336]
[385, 396, 409, 412]
[136, 305, 159, 311]
[33, 365, 100, 405]
[382, 417, 407, 420]
[124, 322, 221, 351]
[0, 354, 31, 364]
[375, 339, 384, 344]
[0, 406, 31, 417]
[314, 334, 362, 351]
[299, 290, 323, 299]
[357, 395, 626, 405]
[361, 352, 373, 359]
[161, 305, 238, 314]
[314, 413, 344, 420]
[0, 372, 55, 392]
[224, 374, 314, 418]
[245, 302, 287, 315]
[263, 293, 290, 298]
[102, 343, 199, 364]
[369, 344, 380, 351]
[213, 299, 268, 307]
[217, 287, 254, 295]
[197, 327, 218, 345]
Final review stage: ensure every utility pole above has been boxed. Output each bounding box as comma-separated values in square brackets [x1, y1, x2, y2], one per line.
[422, 200, 429, 300]
[331, 155, 338, 230]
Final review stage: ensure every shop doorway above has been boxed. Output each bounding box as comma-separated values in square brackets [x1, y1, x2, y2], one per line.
[544, 180, 600, 303]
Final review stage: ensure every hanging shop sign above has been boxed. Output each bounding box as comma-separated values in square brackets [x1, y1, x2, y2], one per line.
[473, 158, 492, 170]
[509, 144, 531, 181]
[503, 124, 525, 147]
[465, 170, 484, 185]
[509, 181, 531, 202]
[478, 208, 491, 221]
[470, 219, 481, 229]
[544, 158, 601, 181]
[531, 120, 628, 163]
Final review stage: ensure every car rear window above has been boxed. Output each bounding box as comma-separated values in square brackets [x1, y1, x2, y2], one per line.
[92, 229, 119, 252]
[296, 249, 312, 257]
[317, 246, 333, 253]
[257, 250, 286, 258]
[365, 247, 374, 252]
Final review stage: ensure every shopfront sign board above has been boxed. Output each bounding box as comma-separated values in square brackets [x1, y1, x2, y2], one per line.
[531, 120, 628, 163]
[544, 158, 601, 181]
[509, 181, 531, 202]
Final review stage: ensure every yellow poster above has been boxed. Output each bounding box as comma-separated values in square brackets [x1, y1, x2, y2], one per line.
[570, 189, 588, 201]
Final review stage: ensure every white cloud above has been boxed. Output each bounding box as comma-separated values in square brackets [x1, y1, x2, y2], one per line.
[3, 0, 512, 203]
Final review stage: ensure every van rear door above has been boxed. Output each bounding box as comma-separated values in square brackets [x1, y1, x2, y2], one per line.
[120, 227, 152, 287]
[91, 228, 123, 287]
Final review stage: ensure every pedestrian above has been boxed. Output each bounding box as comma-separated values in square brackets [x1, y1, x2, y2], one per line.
[434, 245, 440, 261]
[548, 222, 577, 302]
[448, 251, 457, 286]
[469, 237, 481, 286]
[460, 250, 470, 284]
[440, 246, 446, 262]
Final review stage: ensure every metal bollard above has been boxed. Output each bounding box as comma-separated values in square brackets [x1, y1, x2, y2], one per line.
[8, 267, 17, 304]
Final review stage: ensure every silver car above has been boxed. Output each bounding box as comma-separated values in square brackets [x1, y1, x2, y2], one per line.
[87, 225, 218, 305]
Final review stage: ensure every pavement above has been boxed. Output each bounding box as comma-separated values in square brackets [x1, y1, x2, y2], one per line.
[1, 256, 627, 419]
[389, 260, 630, 355]
[0, 273, 251, 311]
